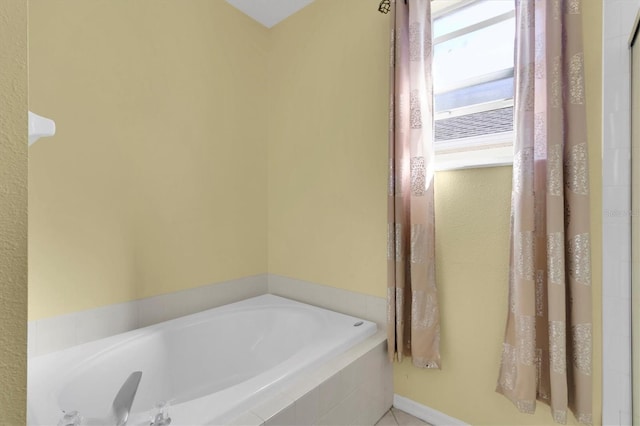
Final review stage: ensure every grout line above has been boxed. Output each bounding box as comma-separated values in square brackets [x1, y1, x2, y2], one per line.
[390, 408, 400, 426]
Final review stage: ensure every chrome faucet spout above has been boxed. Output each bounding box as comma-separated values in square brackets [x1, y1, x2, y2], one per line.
[110, 371, 142, 426]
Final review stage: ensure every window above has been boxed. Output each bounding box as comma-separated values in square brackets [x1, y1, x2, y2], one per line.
[432, 0, 516, 170]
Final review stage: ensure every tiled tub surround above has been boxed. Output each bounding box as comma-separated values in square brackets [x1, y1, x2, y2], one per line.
[266, 275, 387, 329]
[29, 274, 386, 357]
[28, 276, 391, 424]
[229, 332, 392, 426]
[28, 274, 268, 357]
[602, 1, 639, 424]
[29, 295, 389, 425]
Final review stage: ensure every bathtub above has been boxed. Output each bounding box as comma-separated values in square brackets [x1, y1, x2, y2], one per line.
[27, 294, 377, 425]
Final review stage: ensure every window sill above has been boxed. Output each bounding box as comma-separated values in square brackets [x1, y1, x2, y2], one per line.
[434, 132, 513, 171]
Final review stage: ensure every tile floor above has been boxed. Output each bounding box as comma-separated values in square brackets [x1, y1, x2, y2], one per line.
[375, 408, 432, 426]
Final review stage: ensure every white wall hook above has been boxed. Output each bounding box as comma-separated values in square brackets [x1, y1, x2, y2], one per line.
[28, 111, 56, 146]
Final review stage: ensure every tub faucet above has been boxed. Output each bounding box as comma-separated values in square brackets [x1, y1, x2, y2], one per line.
[110, 371, 142, 426]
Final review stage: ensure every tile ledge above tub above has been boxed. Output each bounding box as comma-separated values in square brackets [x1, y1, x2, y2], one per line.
[266, 274, 387, 329]
[28, 274, 268, 358]
[29, 273, 387, 358]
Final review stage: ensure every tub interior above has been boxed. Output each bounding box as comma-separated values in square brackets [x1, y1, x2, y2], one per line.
[57, 307, 323, 415]
[29, 295, 377, 425]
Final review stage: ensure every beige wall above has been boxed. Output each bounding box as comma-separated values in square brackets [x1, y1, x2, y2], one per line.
[28, 0, 269, 320]
[267, 0, 389, 297]
[0, 0, 28, 421]
[268, 0, 602, 424]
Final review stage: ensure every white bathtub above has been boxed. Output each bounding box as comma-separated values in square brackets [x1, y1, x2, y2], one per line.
[28, 294, 377, 425]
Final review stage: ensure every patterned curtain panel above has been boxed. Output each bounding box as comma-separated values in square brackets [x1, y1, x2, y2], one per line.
[386, 0, 440, 369]
[497, 0, 592, 424]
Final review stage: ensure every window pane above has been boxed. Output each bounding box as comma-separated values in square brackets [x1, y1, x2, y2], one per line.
[435, 76, 513, 112]
[435, 106, 513, 141]
[433, 0, 515, 39]
[433, 18, 515, 92]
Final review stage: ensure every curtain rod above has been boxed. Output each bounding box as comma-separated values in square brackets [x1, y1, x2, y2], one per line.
[378, 0, 407, 14]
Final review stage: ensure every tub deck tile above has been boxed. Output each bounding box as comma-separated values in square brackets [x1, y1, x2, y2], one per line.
[292, 386, 320, 426]
[230, 330, 390, 426]
[263, 402, 297, 426]
[251, 392, 295, 425]
[280, 371, 322, 403]
[228, 411, 264, 426]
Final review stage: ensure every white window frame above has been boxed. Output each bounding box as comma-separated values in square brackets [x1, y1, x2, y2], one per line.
[431, 0, 515, 171]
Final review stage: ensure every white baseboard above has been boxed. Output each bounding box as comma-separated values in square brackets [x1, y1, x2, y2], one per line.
[393, 394, 469, 426]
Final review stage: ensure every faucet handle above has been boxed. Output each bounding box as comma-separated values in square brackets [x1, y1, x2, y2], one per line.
[149, 401, 171, 426]
[57, 410, 84, 426]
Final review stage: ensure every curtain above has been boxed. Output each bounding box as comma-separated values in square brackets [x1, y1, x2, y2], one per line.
[497, 0, 592, 424]
[386, 0, 440, 369]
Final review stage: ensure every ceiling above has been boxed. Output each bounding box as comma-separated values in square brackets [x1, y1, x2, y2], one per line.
[225, 0, 315, 28]
[225, 0, 469, 29]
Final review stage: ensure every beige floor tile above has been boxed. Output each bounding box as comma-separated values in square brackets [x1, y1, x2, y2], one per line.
[374, 410, 398, 426]
[391, 408, 431, 426]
